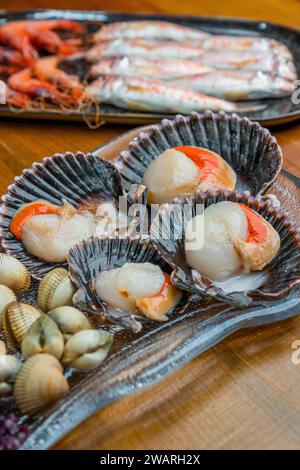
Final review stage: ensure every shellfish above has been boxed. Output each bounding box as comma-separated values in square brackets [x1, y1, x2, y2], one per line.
[151, 191, 300, 306]
[0, 339, 6, 354]
[21, 315, 64, 359]
[14, 353, 69, 416]
[48, 306, 92, 341]
[0, 253, 30, 293]
[62, 329, 113, 371]
[0, 354, 21, 396]
[142, 146, 237, 204]
[116, 111, 282, 198]
[3, 302, 41, 346]
[68, 237, 182, 331]
[0, 284, 17, 328]
[37, 268, 76, 312]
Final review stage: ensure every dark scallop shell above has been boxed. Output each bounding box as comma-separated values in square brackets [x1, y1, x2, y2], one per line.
[68, 236, 174, 332]
[0, 152, 145, 280]
[115, 111, 283, 196]
[150, 190, 300, 306]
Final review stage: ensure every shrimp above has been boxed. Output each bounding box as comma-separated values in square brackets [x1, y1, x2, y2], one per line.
[86, 39, 206, 62]
[89, 56, 213, 80]
[93, 20, 210, 42]
[0, 19, 85, 61]
[0, 46, 32, 67]
[171, 70, 295, 100]
[85, 75, 264, 114]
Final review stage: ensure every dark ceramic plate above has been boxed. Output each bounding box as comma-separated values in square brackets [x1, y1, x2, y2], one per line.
[0, 9, 299, 126]
[0, 126, 299, 450]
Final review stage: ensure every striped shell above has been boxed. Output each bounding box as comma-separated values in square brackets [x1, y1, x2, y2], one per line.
[3, 302, 41, 346]
[37, 268, 76, 312]
[14, 353, 69, 416]
[0, 340, 6, 355]
[0, 284, 16, 328]
[0, 254, 30, 293]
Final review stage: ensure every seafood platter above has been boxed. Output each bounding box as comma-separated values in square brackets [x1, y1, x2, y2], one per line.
[0, 9, 300, 125]
[0, 110, 299, 450]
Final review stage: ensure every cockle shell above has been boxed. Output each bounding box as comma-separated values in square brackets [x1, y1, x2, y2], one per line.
[21, 315, 64, 359]
[0, 340, 6, 355]
[14, 353, 69, 416]
[0, 354, 21, 396]
[0, 284, 16, 328]
[0, 254, 30, 293]
[3, 302, 41, 346]
[48, 306, 92, 341]
[37, 268, 76, 312]
[62, 329, 113, 371]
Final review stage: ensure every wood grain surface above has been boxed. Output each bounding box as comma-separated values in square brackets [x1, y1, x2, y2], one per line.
[0, 0, 300, 450]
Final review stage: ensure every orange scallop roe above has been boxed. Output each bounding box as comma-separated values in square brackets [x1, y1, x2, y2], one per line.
[10, 201, 59, 239]
[174, 146, 219, 182]
[238, 203, 268, 244]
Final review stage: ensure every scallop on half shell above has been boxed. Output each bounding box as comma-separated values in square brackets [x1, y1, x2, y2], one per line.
[150, 190, 300, 306]
[68, 236, 183, 332]
[116, 111, 282, 199]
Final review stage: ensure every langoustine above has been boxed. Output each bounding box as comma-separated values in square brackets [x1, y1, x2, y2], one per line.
[93, 20, 210, 42]
[85, 75, 264, 114]
[142, 146, 237, 204]
[171, 70, 295, 100]
[0, 19, 85, 62]
[89, 56, 213, 80]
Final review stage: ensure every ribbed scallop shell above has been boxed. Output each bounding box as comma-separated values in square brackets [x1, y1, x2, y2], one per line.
[115, 111, 282, 196]
[37, 268, 76, 312]
[3, 302, 41, 346]
[0, 152, 125, 280]
[0, 284, 16, 328]
[68, 236, 169, 332]
[0, 340, 6, 355]
[0, 254, 31, 293]
[150, 190, 300, 305]
[14, 353, 69, 416]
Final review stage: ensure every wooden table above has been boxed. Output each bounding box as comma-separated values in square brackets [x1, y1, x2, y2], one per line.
[1, 0, 300, 450]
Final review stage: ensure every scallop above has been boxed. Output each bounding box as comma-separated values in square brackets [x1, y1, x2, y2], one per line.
[0, 254, 30, 293]
[0, 284, 17, 328]
[95, 262, 165, 312]
[21, 206, 96, 263]
[21, 315, 64, 359]
[142, 146, 236, 204]
[62, 329, 113, 371]
[0, 354, 21, 396]
[14, 353, 69, 416]
[185, 201, 280, 281]
[3, 302, 41, 346]
[95, 200, 129, 237]
[0, 340, 6, 355]
[48, 306, 92, 341]
[37, 268, 76, 312]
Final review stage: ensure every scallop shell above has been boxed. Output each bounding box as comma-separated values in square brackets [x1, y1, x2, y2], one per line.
[0, 340, 6, 355]
[37, 268, 76, 312]
[62, 329, 113, 371]
[68, 236, 174, 332]
[150, 190, 300, 306]
[48, 306, 92, 341]
[21, 315, 64, 359]
[0, 152, 140, 280]
[14, 353, 69, 416]
[0, 354, 21, 396]
[0, 254, 30, 293]
[0, 284, 16, 328]
[3, 302, 41, 346]
[116, 111, 282, 197]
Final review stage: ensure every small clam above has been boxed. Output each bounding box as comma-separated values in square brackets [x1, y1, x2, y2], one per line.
[0, 354, 21, 396]
[14, 353, 69, 416]
[62, 329, 113, 371]
[0, 284, 16, 328]
[48, 306, 92, 341]
[0, 253, 30, 293]
[37, 268, 76, 312]
[3, 302, 41, 346]
[21, 315, 64, 359]
[0, 340, 6, 355]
